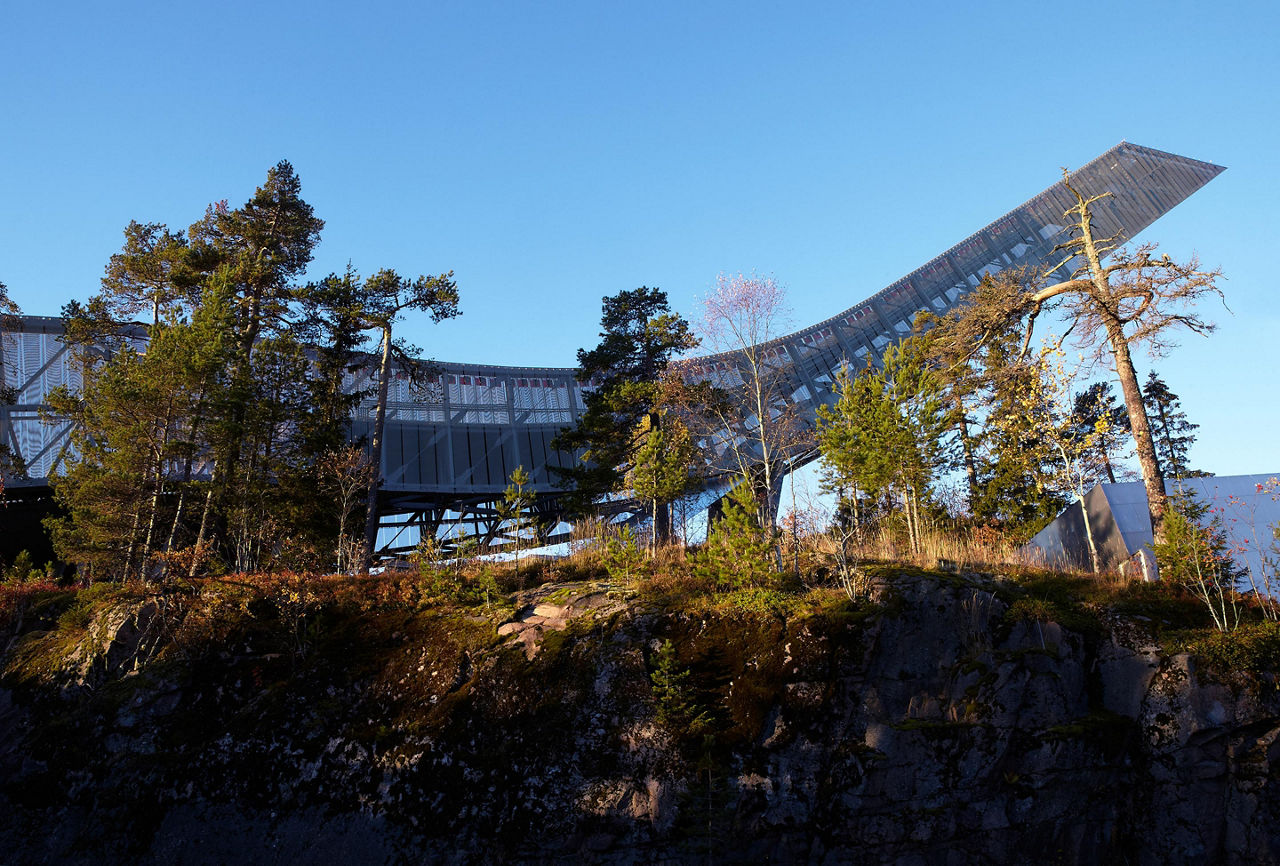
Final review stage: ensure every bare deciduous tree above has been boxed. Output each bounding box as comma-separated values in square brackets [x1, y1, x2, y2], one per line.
[321, 445, 376, 575]
[1019, 171, 1224, 542]
[927, 171, 1224, 545]
[695, 273, 805, 530]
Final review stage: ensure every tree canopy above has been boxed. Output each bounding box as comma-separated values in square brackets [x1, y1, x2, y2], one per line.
[551, 286, 698, 542]
[46, 164, 459, 579]
[923, 169, 1223, 544]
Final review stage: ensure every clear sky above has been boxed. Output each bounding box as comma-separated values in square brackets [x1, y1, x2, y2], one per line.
[2, 1, 1276, 476]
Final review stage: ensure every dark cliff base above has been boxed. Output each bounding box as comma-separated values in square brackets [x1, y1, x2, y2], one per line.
[1, 569, 1277, 865]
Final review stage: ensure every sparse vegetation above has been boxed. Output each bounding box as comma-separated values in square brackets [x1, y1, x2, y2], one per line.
[1154, 490, 1244, 631]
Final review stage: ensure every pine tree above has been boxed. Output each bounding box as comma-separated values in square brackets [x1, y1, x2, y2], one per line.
[922, 280, 1065, 536]
[1152, 491, 1241, 631]
[1142, 371, 1202, 479]
[99, 221, 194, 326]
[48, 163, 401, 576]
[552, 287, 698, 543]
[500, 465, 535, 579]
[816, 337, 946, 552]
[1069, 382, 1131, 485]
[355, 269, 461, 572]
[185, 161, 325, 561]
[46, 310, 229, 580]
[627, 412, 698, 551]
[817, 363, 907, 521]
[692, 482, 775, 590]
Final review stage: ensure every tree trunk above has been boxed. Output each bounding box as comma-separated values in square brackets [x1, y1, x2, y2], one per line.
[1074, 195, 1168, 545]
[651, 497, 660, 555]
[1102, 453, 1117, 485]
[359, 325, 394, 573]
[1106, 325, 1167, 543]
[1080, 493, 1101, 574]
[957, 412, 980, 508]
[188, 487, 214, 579]
[124, 504, 143, 581]
[789, 461, 799, 580]
[165, 487, 186, 553]
[647, 410, 671, 547]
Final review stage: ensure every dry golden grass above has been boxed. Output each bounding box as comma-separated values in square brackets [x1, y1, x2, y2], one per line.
[806, 523, 1105, 580]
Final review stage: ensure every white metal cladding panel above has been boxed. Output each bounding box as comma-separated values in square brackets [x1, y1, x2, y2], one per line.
[7, 332, 77, 403]
[21, 330, 80, 401]
[8, 413, 69, 479]
[512, 378, 577, 424]
[2, 332, 78, 479]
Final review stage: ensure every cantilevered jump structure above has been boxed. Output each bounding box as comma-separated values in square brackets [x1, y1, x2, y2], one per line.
[1, 143, 1225, 554]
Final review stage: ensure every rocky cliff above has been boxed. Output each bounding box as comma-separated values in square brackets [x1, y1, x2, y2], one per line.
[0, 570, 1276, 864]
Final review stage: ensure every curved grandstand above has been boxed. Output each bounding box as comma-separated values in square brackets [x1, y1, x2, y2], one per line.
[1, 142, 1225, 551]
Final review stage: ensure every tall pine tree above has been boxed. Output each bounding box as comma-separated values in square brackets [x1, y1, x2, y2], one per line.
[1142, 371, 1203, 479]
[552, 287, 697, 544]
[1069, 382, 1131, 485]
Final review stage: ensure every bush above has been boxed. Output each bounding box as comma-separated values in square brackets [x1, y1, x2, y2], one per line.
[409, 539, 500, 608]
[690, 483, 776, 591]
[1005, 597, 1058, 624]
[649, 639, 712, 738]
[1153, 492, 1243, 632]
[716, 587, 800, 617]
[603, 525, 647, 582]
[3, 550, 41, 583]
[1187, 621, 1280, 675]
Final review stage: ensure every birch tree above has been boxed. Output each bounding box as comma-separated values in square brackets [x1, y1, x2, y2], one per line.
[696, 273, 803, 530]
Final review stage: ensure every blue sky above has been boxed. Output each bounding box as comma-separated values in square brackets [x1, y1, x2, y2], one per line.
[2, 1, 1276, 476]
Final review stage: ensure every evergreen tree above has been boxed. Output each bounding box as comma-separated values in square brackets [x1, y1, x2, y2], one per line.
[692, 482, 775, 590]
[46, 309, 229, 579]
[295, 266, 376, 463]
[1069, 382, 1131, 485]
[1152, 491, 1241, 631]
[816, 363, 907, 521]
[816, 337, 947, 552]
[924, 274, 1069, 538]
[354, 268, 460, 571]
[626, 411, 698, 552]
[970, 347, 1079, 542]
[500, 465, 535, 579]
[185, 162, 325, 560]
[1142, 371, 1202, 479]
[552, 287, 697, 543]
[99, 221, 195, 325]
[48, 163, 399, 576]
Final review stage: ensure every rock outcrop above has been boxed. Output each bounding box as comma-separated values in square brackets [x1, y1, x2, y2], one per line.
[0, 571, 1276, 864]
